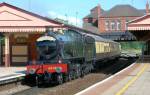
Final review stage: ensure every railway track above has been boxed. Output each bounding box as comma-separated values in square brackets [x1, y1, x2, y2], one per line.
[0, 57, 136, 95]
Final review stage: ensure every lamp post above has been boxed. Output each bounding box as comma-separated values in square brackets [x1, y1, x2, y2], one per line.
[76, 12, 78, 26]
[0, 36, 4, 66]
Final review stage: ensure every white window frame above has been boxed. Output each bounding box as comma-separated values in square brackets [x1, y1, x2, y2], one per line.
[105, 21, 109, 31]
[116, 20, 121, 30]
[111, 21, 115, 30]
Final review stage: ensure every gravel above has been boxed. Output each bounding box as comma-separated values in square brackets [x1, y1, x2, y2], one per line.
[13, 73, 108, 95]
[0, 84, 30, 95]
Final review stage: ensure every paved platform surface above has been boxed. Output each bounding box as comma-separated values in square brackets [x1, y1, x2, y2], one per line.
[0, 67, 26, 81]
[76, 63, 150, 95]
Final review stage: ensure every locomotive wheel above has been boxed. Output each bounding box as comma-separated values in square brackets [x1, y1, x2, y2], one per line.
[68, 73, 72, 81]
[72, 71, 77, 80]
[57, 74, 63, 84]
[63, 73, 71, 82]
[36, 76, 40, 87]
[81, 69, 85, 78]
[76, 67, 81, 78]
[36, 76, 44, 87]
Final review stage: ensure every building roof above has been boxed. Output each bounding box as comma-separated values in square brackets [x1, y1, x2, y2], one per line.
[0, 2, 62, 25]
[0, 2, 64, 32]
[85, 10, 105, 19]
[83, 23, 99, 33]
[139, 9, 146, 14]
[84, 7, 105, 19]
[127, 14, 150, 31]
[101, 5, 145, 17]
[84, 5, 146, 20]
[127, 14, 150, 41]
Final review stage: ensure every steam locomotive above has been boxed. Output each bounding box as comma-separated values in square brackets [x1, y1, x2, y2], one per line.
[26, 29, 121, 85]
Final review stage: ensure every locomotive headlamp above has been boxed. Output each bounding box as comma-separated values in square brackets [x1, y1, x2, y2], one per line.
[58, 60, 62, 64]
[29, 68, 36, 74]
[55, 67, 62, 73]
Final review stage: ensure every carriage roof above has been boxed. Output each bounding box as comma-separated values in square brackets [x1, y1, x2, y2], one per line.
[74, 29, 117, 43]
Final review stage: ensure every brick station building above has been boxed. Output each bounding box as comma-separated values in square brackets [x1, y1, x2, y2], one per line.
[83, 3, 149, 33]
[83, 2, 150, 41]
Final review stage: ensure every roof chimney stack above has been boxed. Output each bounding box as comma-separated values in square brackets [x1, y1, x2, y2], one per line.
[97, 4, 101, 18]
[146, 0, 149, 15]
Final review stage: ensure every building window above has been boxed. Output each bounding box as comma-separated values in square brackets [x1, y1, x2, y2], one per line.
[111, 21, 115, 30]
[105, 21, 109, 31]
[116, 20, 121, 30]
[125, 20, 129, 30]
[88, 18, 93, 23]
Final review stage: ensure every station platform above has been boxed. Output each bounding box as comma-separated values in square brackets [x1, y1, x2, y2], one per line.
[76, 62, 150, 95]
[0, 67, 26, 84]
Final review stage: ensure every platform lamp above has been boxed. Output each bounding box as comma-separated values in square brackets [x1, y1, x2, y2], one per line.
[0, 34, 4, 66]
[141, 42, 147, 62]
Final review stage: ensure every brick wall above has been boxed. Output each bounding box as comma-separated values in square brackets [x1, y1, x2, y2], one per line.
[98, 16, 139, 32]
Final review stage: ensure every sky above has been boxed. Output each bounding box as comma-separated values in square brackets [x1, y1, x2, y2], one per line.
[0, 0, 148, 27]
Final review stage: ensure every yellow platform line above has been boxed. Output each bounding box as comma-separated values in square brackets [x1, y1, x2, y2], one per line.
[115, 64, 149, 95]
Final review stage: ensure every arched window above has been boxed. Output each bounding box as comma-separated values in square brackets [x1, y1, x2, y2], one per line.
[111, 21, 115, 30]
[105, 20, 109, 31]
[116, 20, 121, 30]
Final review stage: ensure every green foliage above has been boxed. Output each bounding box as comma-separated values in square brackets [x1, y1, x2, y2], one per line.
[0, 37, 4, 45]
[120, 41, 144, 54]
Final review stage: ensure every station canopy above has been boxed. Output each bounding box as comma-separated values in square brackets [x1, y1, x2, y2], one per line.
[99, 31, 136, 41]
[128, 14, 150, 41]
[0, 3, 62, 33]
